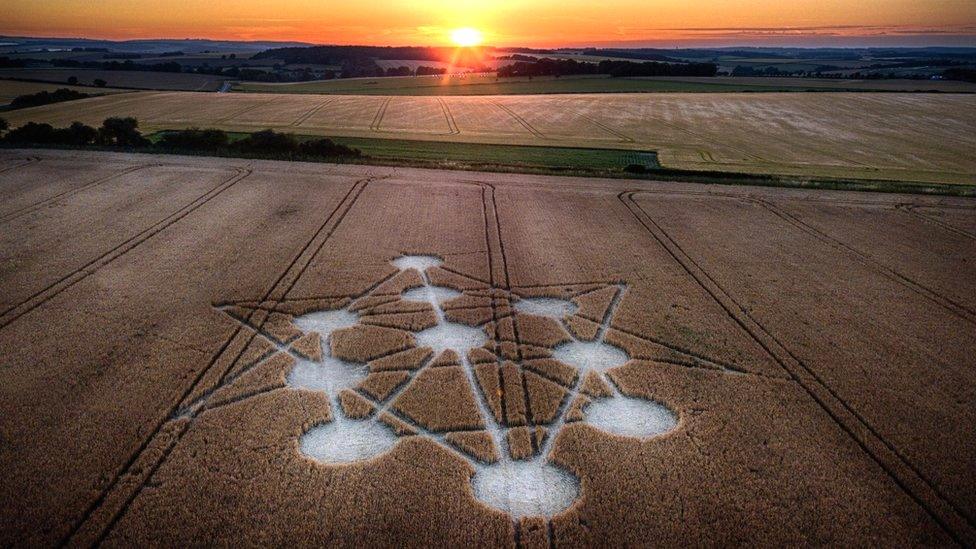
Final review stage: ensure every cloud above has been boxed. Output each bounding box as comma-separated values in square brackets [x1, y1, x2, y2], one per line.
[625, 24, 976, 37]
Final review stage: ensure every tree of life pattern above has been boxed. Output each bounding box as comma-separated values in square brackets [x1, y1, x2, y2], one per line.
[197, 255, 737, 519]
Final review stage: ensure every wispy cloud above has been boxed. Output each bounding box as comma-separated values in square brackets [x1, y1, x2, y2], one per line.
[627, 24, 976, 37]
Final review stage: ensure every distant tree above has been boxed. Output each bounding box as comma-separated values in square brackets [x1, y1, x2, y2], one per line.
[221, 54, 227, 60]
[299, 137, 361, 158]
[238, 68, 277, 81]
[1, 122, 60, 144]
[157, 128, 229, 151]
[229, 53, 237, 59]
[599, 60, 717, 77]
[9, 88, 91, 110]
[385, 66, 412, 77]
[0, 118, 8, 134]
[231, 129, 299, 154]
[1, 121, 97, 145]
[416, 66, 447, 76]
[497, 58, 716, 78]
[0, 57, 28, 68]
[943, 68, 976, 82]
[93, 78, 107, 88]
[67, 76, 79, 85]
[96, 117, 149, 147]
[340, 58, 384, 78]
[64, 122, 98, 145]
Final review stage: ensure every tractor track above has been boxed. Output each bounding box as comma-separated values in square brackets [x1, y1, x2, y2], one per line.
[62, 173, 382, 547]
[0, 166, 253, 331]
[0, 164, 160, 226]
[620, 190, 975, 546]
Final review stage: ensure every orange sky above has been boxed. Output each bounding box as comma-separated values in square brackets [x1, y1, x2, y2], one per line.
[2, 0, 975, 46]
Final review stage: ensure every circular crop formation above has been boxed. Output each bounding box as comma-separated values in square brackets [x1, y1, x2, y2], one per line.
[226, 255, 678, 519]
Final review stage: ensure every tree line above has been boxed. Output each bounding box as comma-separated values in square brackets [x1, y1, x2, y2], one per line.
[254, 46, 481, 65]
[497, 59, 718, 78]
[0, 117, 362, 160]
[8, 88, 92, 110]
[0, 117, 150, 147]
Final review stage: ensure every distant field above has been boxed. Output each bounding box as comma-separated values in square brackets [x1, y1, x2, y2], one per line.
[232, 74, 763, 95]
[0, 69, 228, 91]
[631, 76, 976, 93]
[0, 79, 129, 106]
[234, 74, 976, 95]
[4, 90, 974, 185]
[0, 50, 107, 62]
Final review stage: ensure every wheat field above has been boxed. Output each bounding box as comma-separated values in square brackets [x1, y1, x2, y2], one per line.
[4, 91, 975, 183]
[1, 149, 974, 545]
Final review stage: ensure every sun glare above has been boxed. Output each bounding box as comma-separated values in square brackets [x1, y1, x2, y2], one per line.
[450, 27, 483, 47]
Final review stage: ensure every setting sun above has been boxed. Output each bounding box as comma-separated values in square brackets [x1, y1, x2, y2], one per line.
[450, 27, 483, 47]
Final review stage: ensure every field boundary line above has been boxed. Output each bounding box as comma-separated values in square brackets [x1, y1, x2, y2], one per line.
[369, 97, 392, 132]
[491, 101, 548, 140]
[63, 174, 379, 546]
[290, 98, 335, 127]
[437, 98, 461, 135]
[0, 155, 40, 175]
[621, 190, 975, 545]
[754, 198, 976, 325]
[0, 166, 253, 331]
[0, 163, 160, 226]
[896, 203, 976, 241]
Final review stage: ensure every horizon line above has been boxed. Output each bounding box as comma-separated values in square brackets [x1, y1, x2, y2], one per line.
[2, 31, 976, 50]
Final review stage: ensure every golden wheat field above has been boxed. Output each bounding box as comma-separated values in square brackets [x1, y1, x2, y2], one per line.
[4, 91, 975, 184]
[1, 149, 975, 546]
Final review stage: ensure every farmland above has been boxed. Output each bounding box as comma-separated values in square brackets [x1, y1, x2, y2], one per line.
[0, 79, 130, 106]
[1, 148, 974, 546]
[4, 90, 975, 185]
[0, 69, 228, 91]
[233, 74, 976, 95]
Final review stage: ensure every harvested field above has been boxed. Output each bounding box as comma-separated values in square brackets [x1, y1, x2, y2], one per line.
[628, 76, 976, 93]
[234, 74, 976, 95]
[1, 148, 975, 546]
[0, 79, 129, 106]
[0, 69, 228, 92]
[3, 91, 974, 184]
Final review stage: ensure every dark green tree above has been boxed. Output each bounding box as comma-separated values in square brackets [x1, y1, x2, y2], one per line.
[96, 117, 149, 147]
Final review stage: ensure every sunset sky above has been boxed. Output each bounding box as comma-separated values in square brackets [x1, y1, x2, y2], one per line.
[2, 0, 975, 47]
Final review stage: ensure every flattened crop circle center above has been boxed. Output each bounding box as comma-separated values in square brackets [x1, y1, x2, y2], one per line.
[415, 321, 486, 355]
[471, 461, 580, 518]
[552, 340, 629, 372]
